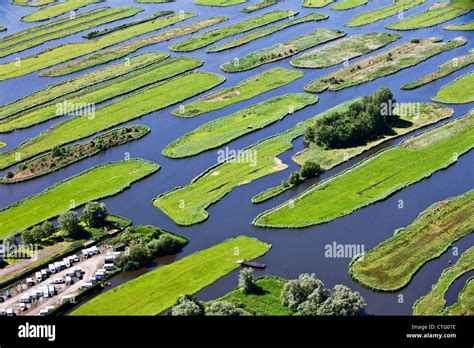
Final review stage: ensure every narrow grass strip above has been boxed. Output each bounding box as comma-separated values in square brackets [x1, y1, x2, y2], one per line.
[0, 27, 7, 32]
[241, 0, 277, 13]
[169, 10, 294, 52]
[13, 0, 57, 6]
[172, 68, 303, 117]
[445, 20, 474, 30]
[0, 159, 160, 239]
[331, 0, 368, 10]
[349, 190, 474, 291]
[302, 0, 335, 8]
[21, 0, 104, 23]
[195, 0, 247, 6]
[431, 72, 474, 104]
[71, 235, 271, 315]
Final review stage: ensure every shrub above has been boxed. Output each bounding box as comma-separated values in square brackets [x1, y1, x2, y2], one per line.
[301, 161, 322, 179]
[205, 301, 247, 316]
[238, 268, 257, 294]
[81, 201, 108, 228]
[58, 211, 82, 239]
[171, 295, 204, 316]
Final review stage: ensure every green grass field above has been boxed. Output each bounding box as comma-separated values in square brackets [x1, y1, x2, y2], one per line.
[0, 142, 6, 149]
[241, 0, 277, 13]
[0, 72, 225, 170]
[172, 68, 303, 117]
[290, 32, 400, 69]
[0, 27, 6, 32]
[302, 0, 335, 8]
[71, 235, 270, 315]
[332, 0, 368, 10]
[413, 246, 474, 315]
[211, 276, 293, 315]
[0, 7, 143, 58]
[252, 184, 291, 204]
[386, 0, 473, 30]
[306, 37, 466, 93]
[347, 0, 427, 27]
[431, 72, 474, 104]
[207, 13, 328, 53]
[163, 93, 318, 158]
[0, 57, 203, 132]
[221, 29, 346, 72]
[21, 0, 103, 22]
[350, 190, 474, 291]
[443, 278, 474, 315]
[0, 11, 192, 81]
[253, 110, 474, 228]
[445, 20, 474, 30]
[13, 0, 57, 6]
[0, 52, 168, 120]
[195, 0, 247, 6]
[0, 159, 159, 239]
[169, 10, 293, 52]
[41, 16, 226, 77]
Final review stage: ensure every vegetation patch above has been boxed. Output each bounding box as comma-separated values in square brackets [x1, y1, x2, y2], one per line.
[302, 0, 335, 8]
[350, 190, 474, 291]
[221, 28, 346, 72]
[290, 32, 400, 69]
[431, 72, 474, 104]
[443, 278, 474, 315]
[413, 246, 474, 315]
[0, 72, 225, 170]
[163, 93, 317, 158]
[169, 10, 293, 52]
[0, 27, 6, 32]
[252, 185, 291, 204]
[41, 16, 226, 77]
[0, 159, 160, 239]
[172, 68, 303, 117]
[241, 0, 277, 13]
[2, 125, 150, 184]
[347, 0, 427, 27]
[195, 0, 247, 6]
[13, 0, 57, 6]
[386, 0, 473, 30]
[253, 110, 474, 228]
[305, 37, 467, 93]
[331, 0, 368, 10]
[445, 20, 474, 30]
[71, 236, 271, 315]
[21, 0, 103, 23]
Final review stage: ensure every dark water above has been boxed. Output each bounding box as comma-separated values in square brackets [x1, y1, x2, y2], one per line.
[0, 0, 473, 315]
[444, 270, 474, 307]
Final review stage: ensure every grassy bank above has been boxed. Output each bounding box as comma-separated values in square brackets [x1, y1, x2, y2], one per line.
[241, 0, 277, 13]
[445, 20, 474, 30]
[71, 236, 270, 315]
[0, 159, 160, 239]
[290, 32, 400, 69]
[252, 185, 291, 204]
[0, 57, 203, 132]
[42, 16, 226, 77]
[21, 0, 103, 22]
[401, 51, 474, 90]
[169, 10, 293, 52]
[221, 29, 346, 72]
[305, 37, 466, 93]
[444, 278, 474, 315]
[413, 246, 474, 315]
[386, 0, 473, 30]
[332, 0, 368, 10]
[172, 68, 303, 117]
[347, 0, 427, 27]
[349, 190, 474, 291]
[302, 0, 335, 8]
[2, 125, 150, 184]
[253, 110, 474, 228]
[0, 72, 225, 170]
[0, 27, 6, 32]
[431, 72, 474, 104]
[163, 93, 318, 158]
[13, 0, 57, 6]
[208, 13, 328, 53]
[196, 0, 247, 6]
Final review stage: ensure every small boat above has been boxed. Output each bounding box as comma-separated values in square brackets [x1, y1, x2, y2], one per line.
[236, 260, 266, 269]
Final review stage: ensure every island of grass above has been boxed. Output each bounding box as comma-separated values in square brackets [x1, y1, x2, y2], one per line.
[241, 0, 277, 13]
[0, 11, 192, 81]
[221, 28, 346, 72]
[413, 246, 474, 315]
[0, 52, 168, 120]
[0, 7, 143, 58]
[195, 0, 247, 6]
[2, 125, 150, 184]
[443, 278, 474, 315]
[83, 11, 169, 39]
[135, 0, 173, 3]
[349, 190, 474, 291]
[331, 0, 368, 10]
[386, 0, 473, 30]
[0, 27, 6, 32]
[431, 72, 474, 104]
[0, 71, 225, 170]
[305, 37, 467, 93]
[41, 16, 226, 77]
[0, 142, 6, 149]
[71, 236, 270, 315]
[253, 110, 474, 228]
[12, 0, 57, 6]
[346, 0, 427, 27]
[163, 94, 318, 158]
[21, 0, 104, 23]
[401, 50, 474, 90]
[208, 13, 328, 53]
[445, 20, 474, 30]
[302, 0, 335, 8]
[169, 10, 293, 52]
[252, 185, 291, 204]
[0, 56, 203, 133]
[290, 32, 400, 69]
[172, 68, 303, 117]
[0, 159, 159, 239]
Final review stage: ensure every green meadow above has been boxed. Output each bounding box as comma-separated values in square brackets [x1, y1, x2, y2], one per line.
[332, 0, 368, 10]
[21, 0, 103, 22]
[241, 0, 277, 13]
[196, 0, 247, 6]
[431, 72, 474, 104]
[302, 0, 335, 8]
[445, 20, 474, 30]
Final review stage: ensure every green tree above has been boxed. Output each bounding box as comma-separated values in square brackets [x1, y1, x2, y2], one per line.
[81, 201, 108, 228]
[205, 301, 247, 316]
[171, 295, 204, 316]
[281, 273, 325, 311]
[301, 161, 322, 179]
[58, 211, 82, 239]
[287, 172, 303, 186]
[238, 268, 257, 294]
[316, 285, 366, 316]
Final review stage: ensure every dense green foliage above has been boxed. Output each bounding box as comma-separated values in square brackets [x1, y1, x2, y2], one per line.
[81, 202, 108, 228]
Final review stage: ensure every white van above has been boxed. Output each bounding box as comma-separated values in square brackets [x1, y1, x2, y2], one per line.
[49, 264, 56, 274]
[43, 287, 49, 298]
[41, 269, 48, 278]
[36, 272, 43, 282]
[103, 264, 115, 271]
[27, 277, 35, 286]
[48, 285, 56, 296]
[53, 277, 64, 284]
[65, 276, 73, 285]
[80, 282, 93, 290]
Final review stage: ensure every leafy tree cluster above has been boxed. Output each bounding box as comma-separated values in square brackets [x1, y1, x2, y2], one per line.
[283, 160, 323, 188]
[81, 201, 108, 228]
[21, 221, 55, 245]
[170, 295, 248, 316]
[238, 268, 258, 294]
[281, 273, 366, 316]
[305, 87, 395, 149]
[58, 211, 83, 239]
